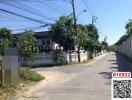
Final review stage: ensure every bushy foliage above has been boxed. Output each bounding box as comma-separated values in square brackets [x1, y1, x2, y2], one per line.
[50, 16, 75, 51]
[53, 50, 66, 65]
[0, 28, 12, 55]
[115, 34, 129, 45]
[78, 24, 100, 52]
[20, 67, 44, 82]
[17, 30, 37, 56]
[116, 19, 132, 45]
[108, 45, 116, 52]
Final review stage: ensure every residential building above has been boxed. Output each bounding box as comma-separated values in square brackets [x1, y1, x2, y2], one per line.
[35, 31, 59, 52]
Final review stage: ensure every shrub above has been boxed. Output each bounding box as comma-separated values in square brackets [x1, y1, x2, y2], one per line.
[56, 54, 66, 64]
[53, 50, 66, 65]
[88, 51, 93, 59]
[20, 67, 44, 82]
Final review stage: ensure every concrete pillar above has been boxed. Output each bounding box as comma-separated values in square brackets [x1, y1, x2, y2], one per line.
[3, 48, 20, 87]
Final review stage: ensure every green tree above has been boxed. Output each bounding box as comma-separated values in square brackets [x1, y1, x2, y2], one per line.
[77, 24, 87, 49]
[108, 44, 116, 52]
[125, 19, 132, 35]
[101, 41, 108, 50]
[115, 34, 129, 45]
[116, 19, 132, 45]
[85, 24, 99, 40]
[0, 28, 12, 55]
[79, 24, 100, 52]
[18, 30, 37, 56]
[50, 16, 75, 51]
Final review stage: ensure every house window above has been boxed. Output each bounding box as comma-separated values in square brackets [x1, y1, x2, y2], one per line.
[38, 46, 43, 52]
[43, 40, 46, 45]
[47, 39, 50, 44]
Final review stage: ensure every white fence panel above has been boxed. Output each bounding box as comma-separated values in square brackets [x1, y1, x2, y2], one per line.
[117, 36, 132, 59]
[22, 52, 56, 66]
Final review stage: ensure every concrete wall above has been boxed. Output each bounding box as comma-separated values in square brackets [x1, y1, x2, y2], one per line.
[21, 50, 105, 67]
[21, 52, 56, 67]
[22, 52, 70, 66]
[21, 51, 89, 66]
[69, 50, 88, 63]
[117, 36, 132, 58]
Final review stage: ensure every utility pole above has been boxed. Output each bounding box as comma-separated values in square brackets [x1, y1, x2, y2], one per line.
[104, 35, 107, 42]
[92, 16, 97, 25]
[91, 16, 97, 57]
[70, 0, 80, 63]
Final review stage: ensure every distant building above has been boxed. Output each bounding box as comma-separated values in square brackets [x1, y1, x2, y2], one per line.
[35, 31, 59, 52]
[13, 31, 60, 52]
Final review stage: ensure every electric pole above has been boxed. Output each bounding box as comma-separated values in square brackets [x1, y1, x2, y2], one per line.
[70, 0, 80, 63]
[92, 16, 97, 25]
[104, 36, 107, 42]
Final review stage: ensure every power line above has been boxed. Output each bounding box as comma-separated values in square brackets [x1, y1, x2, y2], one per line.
[13, 25, 47, 31]
[62, 0, 70, 3]
[0, 19, 53, 22]
[84, 0, 96, 16]
[50, 2, 70, 14]
[0, 11, 27, 28]
[85, 0, 104, 36]
[4, 0, 46, 2]
[82, 0, 94, 17]
[0, 0, 57, 21]
[0, 8, 52, 24]
[12, 24, 53, 33]
[82, 0, 105, 40]
[13, 0, 57, 21]
[39, 0, 66, 15]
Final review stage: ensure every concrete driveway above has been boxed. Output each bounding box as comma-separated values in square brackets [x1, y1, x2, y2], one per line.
[10, 52, 119, 100]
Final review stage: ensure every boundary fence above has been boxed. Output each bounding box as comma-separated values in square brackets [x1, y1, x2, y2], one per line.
[117, 36, 132, 58]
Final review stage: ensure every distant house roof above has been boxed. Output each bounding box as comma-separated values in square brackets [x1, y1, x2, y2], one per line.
[35, 31, 52, 39]
[13, 31, 52, 39]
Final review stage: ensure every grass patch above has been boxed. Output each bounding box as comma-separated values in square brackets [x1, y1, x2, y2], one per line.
[20, 67, 44, 83]
[0, 67, 44, 96]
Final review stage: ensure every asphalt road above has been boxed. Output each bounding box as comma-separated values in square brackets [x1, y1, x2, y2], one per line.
[8, 52, 120, 100]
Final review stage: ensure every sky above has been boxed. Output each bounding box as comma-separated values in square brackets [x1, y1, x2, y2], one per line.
[0, 0, 132, 45]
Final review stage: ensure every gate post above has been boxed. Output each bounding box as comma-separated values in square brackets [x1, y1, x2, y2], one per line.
[3, 48, 20, 87]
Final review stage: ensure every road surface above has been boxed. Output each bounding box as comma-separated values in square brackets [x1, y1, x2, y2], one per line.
[8, 52, 122, 100]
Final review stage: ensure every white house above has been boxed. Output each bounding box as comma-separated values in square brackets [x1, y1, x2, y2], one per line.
[35, 31, 59, 52]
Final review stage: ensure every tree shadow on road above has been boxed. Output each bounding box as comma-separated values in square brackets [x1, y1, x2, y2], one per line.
[99, 72, 112, 85]
[99, 52, 132, 85]
[107, 53, 132, 72]
[99, 72, 112, 79]
[108, 60, 116, 62]
[114, 53, 132, 72]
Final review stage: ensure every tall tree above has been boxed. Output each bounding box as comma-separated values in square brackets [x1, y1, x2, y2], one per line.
[116, 19, 132, 45]
[0, 28, 12, 55]
[85, 24, 99, 40]
[50, 16, 75, 51]
[18, 30, 37, 56]
[78, 24, 100, 52]
[125, 19, 132, 35]
[77, 24, 87, 49]
[115, 34, 129, 45]
[101, 41, 108, 50]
